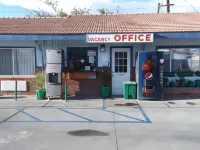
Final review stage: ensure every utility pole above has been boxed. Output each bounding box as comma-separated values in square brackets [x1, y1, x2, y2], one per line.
[157, 3, 161, 13]
[167, 0, 170, 13]
[158, 0, 174, 13]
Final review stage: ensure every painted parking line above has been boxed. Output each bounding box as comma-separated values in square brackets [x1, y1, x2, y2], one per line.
[16, 108, 42, 122]
[138, 106, 152, 123]
[57, 108, 94, 122]
[100, 108, 146, 122]
[2, 107, 151, 124]
[5, 121, 146, 123]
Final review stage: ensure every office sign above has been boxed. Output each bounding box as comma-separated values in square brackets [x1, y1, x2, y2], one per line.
[86, 33, 154, 43]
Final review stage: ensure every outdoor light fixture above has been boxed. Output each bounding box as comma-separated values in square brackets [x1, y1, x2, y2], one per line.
[100, 44, 105, 52]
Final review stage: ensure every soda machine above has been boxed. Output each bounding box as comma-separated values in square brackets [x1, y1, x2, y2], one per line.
[136, 51, 164, 100]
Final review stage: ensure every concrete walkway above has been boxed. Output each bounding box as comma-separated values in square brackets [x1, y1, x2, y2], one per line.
[0, 95, 200, 108]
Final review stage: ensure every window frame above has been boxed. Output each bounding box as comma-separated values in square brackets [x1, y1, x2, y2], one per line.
[0, 47, 36, 76]
[67, 47, 98, 72]
[156, 45, 200, 72]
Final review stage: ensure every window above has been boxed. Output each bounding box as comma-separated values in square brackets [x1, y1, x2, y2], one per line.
[115, 52, 128, 73]
[0, 48, 35, 75]
[68, 48, 97, 72]
[157, 48, 200, 72]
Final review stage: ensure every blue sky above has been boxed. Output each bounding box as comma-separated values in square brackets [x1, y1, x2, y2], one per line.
[0, 0, 200, 17]
[0, 4, 33, 17]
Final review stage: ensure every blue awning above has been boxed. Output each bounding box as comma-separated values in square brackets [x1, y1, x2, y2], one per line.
[1, 32, 200, 40]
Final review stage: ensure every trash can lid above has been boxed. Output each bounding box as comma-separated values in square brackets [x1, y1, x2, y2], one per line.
[123, 81, 136, 84]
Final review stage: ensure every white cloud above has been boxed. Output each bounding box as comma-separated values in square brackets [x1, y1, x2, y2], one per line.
[1, 0, 200, 14]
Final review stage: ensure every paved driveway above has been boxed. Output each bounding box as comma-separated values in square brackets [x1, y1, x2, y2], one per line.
[0, 98, 200, 150]
[0, 107, 150, 124]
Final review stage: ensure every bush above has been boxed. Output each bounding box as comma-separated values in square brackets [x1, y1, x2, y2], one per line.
[36, 72, 45, 90]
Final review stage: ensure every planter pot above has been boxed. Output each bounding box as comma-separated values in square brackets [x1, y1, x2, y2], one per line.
[195, 72, 200, 76]
[195, 80, 200, 87]
[100, 86, 111, 98]
[164, 72, 175, 77]
[36, 90, 46, 100]
[180, 81, 187, 87]
[170, 82, 175, 87]
[188, 82, 194, 87]
[177, 72, 194, 77]
[163, 82, 169, 87]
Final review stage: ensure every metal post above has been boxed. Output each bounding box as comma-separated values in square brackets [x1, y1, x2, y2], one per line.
[102, 98, 106, 109]
[15, 81, 17, 101]
[65, 81, 67, 102]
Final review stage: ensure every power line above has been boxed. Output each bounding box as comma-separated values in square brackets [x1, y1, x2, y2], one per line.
[184, 0, 198, 12]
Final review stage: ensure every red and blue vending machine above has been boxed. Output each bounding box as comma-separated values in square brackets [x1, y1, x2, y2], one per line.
[136, 51, 164, 100]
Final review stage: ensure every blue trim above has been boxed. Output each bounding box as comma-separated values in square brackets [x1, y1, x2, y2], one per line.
[155, 32, 200, 39]
[0, 35, 85, 40]
[156, 45, 200, 49]
[138, 106, 152, 123]
[100, 108, 145, 122]
[57, 108, 94, 122]
[1, 32, 200, 41]
[16, 108, 41, 121]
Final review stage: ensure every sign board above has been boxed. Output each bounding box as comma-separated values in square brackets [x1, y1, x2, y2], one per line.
[88, 75, 96, 79]
[1, 81, 27, 91]
[86, 33, 154, 43]
[87, 50, 96, 56]
[46, 64, 61, 73]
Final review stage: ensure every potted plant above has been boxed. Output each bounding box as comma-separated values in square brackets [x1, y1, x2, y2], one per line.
[163, 77, 169, 87]
[179, 77, 187, 87]
[187, 80, 194, 87]
[36, 72, 46, 100]
[195, 71, 200, 76]
[177, 70, 194, 77]
[195, 79, 200, 87]
[170, 80, 175, 87]
[99, 70, 111, 98]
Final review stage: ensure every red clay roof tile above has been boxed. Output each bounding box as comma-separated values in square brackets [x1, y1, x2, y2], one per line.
[0, 12, 200, 34]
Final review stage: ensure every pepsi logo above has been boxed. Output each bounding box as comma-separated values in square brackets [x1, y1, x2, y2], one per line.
[145, 72, 153, 80]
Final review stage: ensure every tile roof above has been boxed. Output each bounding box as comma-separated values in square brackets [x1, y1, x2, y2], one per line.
[0, 12, 200, 34]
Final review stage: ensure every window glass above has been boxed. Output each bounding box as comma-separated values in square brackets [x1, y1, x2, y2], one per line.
[158, 48, 200, 72]
[68, 48, 97, 72]
[114, 52, 128, 73]
[0, 48, 35, 75]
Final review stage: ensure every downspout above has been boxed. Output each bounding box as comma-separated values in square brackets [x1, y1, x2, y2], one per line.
[36, 40, 44, 74]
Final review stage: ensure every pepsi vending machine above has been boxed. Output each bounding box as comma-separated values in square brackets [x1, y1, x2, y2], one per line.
[136, 51, 164, 100]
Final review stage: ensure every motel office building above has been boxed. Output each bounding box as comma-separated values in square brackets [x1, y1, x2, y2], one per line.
[0, 12, 200, 99]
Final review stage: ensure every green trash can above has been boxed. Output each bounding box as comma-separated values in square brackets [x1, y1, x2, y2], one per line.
[123, 81, 137, 100]
[100, 85, 111, 98]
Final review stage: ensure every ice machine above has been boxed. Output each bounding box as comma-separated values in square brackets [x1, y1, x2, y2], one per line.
[45, 49, 64, 99]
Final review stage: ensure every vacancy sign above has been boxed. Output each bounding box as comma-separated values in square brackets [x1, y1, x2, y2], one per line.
[86, 33, 154, 43]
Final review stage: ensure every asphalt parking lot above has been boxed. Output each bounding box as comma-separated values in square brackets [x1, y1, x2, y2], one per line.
[0, 98, 200, 150]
